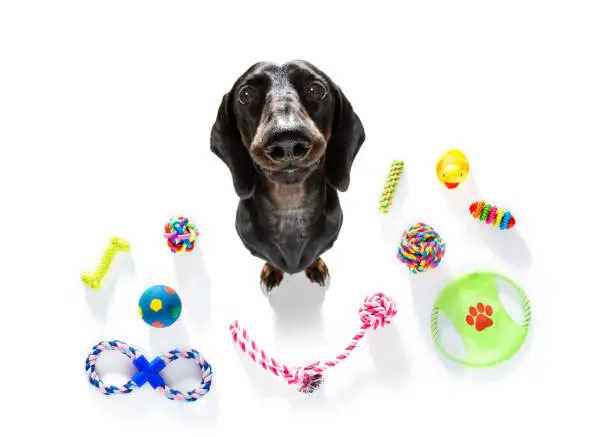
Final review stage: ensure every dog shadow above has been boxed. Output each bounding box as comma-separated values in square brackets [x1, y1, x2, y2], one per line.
[83, 251, 135, 323]
[229, 344, 363, 416]
[233, 273, 408, 410]
[227, 273, 327, 405]
[173, 246, 212, 328]
[267, 273, 328, 346]
[442, 173, 532, 269]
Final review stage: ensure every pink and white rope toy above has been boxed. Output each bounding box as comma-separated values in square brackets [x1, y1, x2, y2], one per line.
[230, 292, 397, 393]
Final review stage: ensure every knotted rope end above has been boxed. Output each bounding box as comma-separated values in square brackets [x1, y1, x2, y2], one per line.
[287, 364, 325, 394]
[299, 373, 324, 393]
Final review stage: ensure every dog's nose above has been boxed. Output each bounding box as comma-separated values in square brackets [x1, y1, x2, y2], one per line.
[267, 139, 310, 162]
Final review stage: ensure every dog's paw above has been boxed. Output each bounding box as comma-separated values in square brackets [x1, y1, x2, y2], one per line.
[260, 263, 284, 292]
[305, 258, 329, 287]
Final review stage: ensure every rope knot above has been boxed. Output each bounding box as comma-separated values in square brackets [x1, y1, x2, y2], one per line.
[359, 292, 397, 330]
[286, 364, 324, 393]
[397, 222, 446, 274]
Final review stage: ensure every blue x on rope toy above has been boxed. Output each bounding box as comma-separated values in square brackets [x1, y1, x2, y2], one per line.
[131, 355, 166, 388]
[85, 340, 213, 402]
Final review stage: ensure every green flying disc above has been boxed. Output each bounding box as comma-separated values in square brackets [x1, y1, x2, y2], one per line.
[431, 271, 531, 367]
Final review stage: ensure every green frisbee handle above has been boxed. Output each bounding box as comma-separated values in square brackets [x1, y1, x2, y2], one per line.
[430, 272, 532, 367]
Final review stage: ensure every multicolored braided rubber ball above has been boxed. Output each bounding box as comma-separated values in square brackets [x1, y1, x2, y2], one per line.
[397, 222, 446, 274]
[469, 201, 515, 230]
[164, 217, 199, 253]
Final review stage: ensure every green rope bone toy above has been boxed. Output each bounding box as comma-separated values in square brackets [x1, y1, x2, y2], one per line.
[431, 271, 531, 367]
[81, 237, 130, 290]
[379, 160, 404, 213]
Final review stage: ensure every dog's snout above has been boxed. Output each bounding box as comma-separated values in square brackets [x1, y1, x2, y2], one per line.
[267, 138, 310, 162]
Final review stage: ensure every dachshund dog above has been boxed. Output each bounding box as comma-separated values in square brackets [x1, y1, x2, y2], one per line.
[210, 60, 365, 291]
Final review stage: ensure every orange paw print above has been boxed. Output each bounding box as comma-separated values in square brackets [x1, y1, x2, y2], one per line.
[466, 303, 493, 332]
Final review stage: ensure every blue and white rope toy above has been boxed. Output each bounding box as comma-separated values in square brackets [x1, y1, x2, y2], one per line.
[85, 340, 213, 402]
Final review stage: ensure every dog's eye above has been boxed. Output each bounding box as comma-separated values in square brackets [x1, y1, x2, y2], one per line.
[305, 81, 327, 100]
[238, 86, 257, 105]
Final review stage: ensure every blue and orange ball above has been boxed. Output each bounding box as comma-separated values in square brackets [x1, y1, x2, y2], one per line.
[138, 285, 182, 328]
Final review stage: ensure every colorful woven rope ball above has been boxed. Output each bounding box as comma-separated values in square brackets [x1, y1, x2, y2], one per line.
[397, 222, 446, 274]
[164, 217, 199, 253]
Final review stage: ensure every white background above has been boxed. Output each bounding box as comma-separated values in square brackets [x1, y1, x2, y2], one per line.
[1, 1, 611, 435]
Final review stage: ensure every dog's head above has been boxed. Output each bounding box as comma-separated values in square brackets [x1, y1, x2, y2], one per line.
[210, 60, 365, 198]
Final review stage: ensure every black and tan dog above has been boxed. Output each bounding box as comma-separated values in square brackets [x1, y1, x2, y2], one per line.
[210, 60, 365, 291]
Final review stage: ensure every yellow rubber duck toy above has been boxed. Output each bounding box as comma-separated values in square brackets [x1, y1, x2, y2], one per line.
[436, 149, 469, 189]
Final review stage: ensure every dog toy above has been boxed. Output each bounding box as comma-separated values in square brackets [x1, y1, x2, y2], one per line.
[397, 222, 446, 273]
[164, 217, 199, 253]
[436, 149, 469, 189]
[469, 201, 515, 230]
[85, 340, 212, 402]
[431, 271, 531, 367]
[379, 160, 404, 213]
[81, 237, 130, 290]
[138, 285, 182, 328]
[230, 292, 397, 393]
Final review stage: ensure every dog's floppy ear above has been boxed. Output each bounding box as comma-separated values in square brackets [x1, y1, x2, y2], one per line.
[210, 93, 256, 199]
[325, 85, 366, 192]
